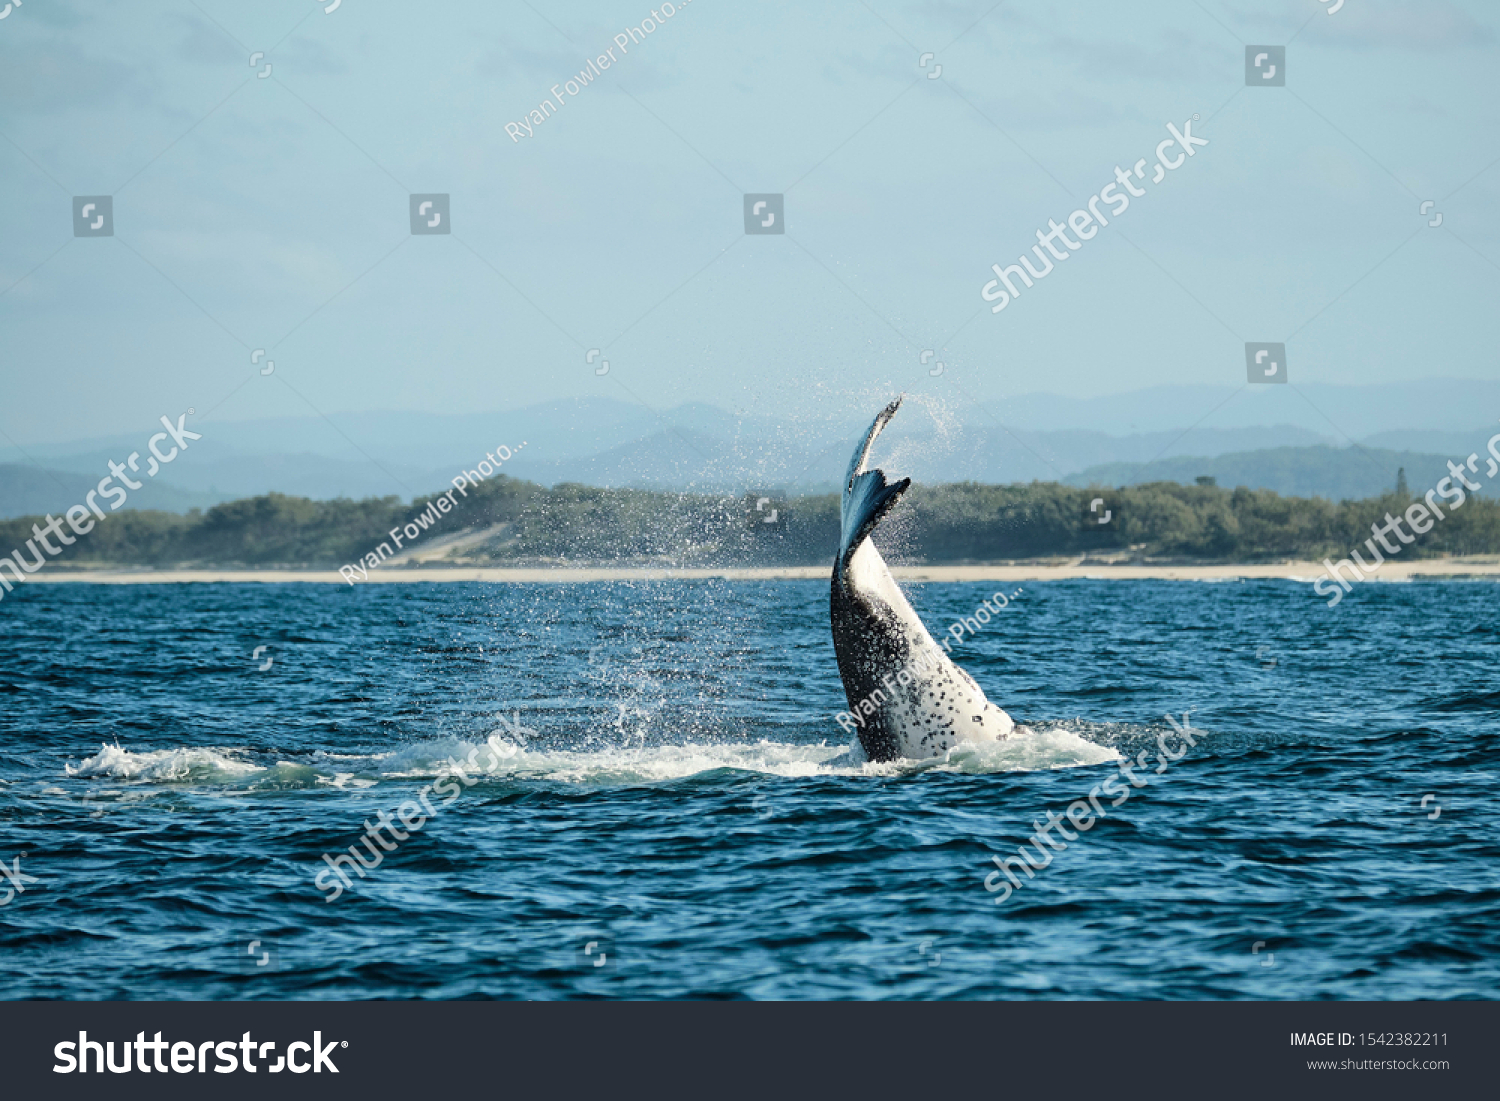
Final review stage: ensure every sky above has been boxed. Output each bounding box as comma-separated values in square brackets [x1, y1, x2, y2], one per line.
[1, 0, 1497, 456]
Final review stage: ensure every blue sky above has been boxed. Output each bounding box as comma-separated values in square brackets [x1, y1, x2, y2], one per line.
[1, 0, 1497, 453]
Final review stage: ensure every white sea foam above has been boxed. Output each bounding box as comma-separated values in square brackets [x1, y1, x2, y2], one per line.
[67, 743, 265, 782]
[936, 726, 1123, 772]
[374, 734, 846, 784]
[318, 772, 378, 790]
[63, 726, 1117, 789]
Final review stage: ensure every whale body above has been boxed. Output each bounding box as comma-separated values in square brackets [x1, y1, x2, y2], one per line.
[830, 397, 1025, 762]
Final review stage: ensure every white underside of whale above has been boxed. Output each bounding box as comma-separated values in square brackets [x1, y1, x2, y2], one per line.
[843, 537, 1022, 758]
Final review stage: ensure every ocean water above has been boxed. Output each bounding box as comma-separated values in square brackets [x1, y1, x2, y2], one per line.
[0, 577, 1496, 1000]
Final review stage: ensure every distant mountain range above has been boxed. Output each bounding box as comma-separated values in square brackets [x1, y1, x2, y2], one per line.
[1065, 445, 1491, 501]
[3, 381, 1496, 518]
[0, 464, 229, 519]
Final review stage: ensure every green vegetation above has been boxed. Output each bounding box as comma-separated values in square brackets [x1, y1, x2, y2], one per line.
[4, 475, 1499, 568]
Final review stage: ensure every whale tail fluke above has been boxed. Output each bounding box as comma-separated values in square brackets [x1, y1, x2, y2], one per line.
[839, 396, 910, 566]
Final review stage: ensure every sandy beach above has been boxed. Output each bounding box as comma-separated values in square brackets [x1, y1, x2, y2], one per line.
[21, 557, 1500, 585]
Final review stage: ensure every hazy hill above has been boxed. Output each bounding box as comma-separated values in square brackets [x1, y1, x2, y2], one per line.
[0, 464, 229, 519]
[5, 383, 1496, 517]
[1066, 445, 1495, 501]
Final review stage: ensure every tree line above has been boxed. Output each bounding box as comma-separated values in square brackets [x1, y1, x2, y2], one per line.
[4, 474, 1499, 568]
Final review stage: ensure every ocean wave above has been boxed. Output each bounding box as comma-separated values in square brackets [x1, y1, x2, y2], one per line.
[61, 725, 1118, 790]
[66, 743, 265, 782]
[355, 725, 1121, 783]
[937, 726, 1123, 772]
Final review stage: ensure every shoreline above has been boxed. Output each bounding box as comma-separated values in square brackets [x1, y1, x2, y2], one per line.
[16, 557, 1500, 585]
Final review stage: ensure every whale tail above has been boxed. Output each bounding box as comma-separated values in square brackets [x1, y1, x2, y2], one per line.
[839, 396, 910, 567]
[830, 396, 1022, 760]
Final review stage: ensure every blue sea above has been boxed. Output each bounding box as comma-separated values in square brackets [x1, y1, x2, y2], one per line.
[1, 578, 1496, 1000]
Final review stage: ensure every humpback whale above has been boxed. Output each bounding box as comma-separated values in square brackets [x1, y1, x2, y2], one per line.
[830, 397, 1028, 762]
